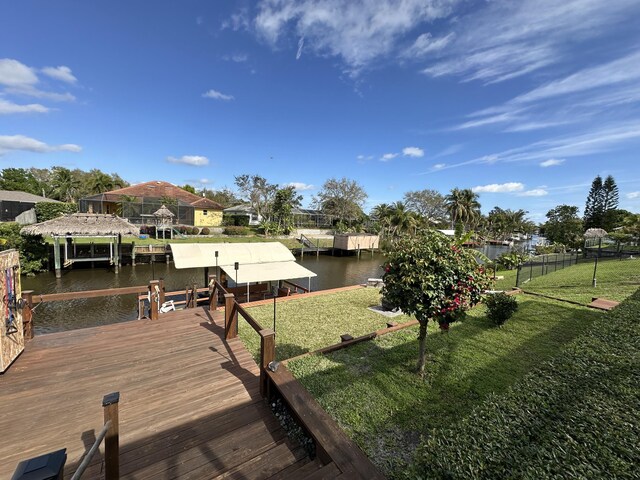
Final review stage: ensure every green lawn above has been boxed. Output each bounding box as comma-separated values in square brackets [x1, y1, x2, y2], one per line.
[241, 288, 412, 361]
[287, 296, 602, 477]
[521, 257, 640, 304]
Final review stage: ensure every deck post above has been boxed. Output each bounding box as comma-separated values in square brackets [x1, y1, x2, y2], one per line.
[102, 392, 120, 480]
[224, 293, 237, 339]
[259, 329, 275, 398]
[131, 241, 136, 266]
[158, 278, 165, 306]
[208, 274, 217, 311]
[54, 236, 61, 278]
[149, 280, 160, 320]
[21, 290, 34, 340]
[192, 283, 198, 308]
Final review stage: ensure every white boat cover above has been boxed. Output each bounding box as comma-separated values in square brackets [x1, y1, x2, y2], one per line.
[169, 242, 317, 284]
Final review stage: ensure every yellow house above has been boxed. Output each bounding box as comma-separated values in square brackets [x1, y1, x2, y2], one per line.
[192, 198, 224, 227]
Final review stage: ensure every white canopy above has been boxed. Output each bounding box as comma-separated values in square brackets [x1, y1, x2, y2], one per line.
[169, 242, 317, 284]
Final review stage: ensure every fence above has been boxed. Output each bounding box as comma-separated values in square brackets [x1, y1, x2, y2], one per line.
[515, 248, 639, 289]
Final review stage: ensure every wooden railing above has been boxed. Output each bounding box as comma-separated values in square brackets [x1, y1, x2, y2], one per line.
[281, 279, 309, 294]
[223, 293, 275, 398]
[71, 392, 120, 480]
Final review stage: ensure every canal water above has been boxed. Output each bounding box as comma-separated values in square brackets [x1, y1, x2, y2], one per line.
[22, 253, 386, 334]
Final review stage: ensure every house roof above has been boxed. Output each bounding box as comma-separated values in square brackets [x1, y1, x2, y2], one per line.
[224, 204, 256, 214]
[20, 213, 140, 237]
[95, 181, 224, 210]
[0, 190, 61, 204]
[153, 205, 175, 217]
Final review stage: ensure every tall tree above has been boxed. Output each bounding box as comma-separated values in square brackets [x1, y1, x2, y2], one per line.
[86, 169, 115, 195]
[202, 187, 241, 208]
[313, 177, 368, 226]
[0, 168, 41, 194]
[445, 188, 481, 230]
[601, 175, 620, 231]
[584, 175, 604, 229]
[403, 189, 448, 226]
[50, 166, 82, 202]
[181, 184, 197, 194]
[543, 205, 583, 248]
[234, 174, 277, 220]
[271, 186, 303, 231]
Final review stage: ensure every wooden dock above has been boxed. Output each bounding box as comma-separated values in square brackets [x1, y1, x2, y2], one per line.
[0, 306, 382, 479]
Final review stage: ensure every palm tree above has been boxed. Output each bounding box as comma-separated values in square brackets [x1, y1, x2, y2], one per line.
[445, 188, 481, 230]
[51, 167, 81, 203]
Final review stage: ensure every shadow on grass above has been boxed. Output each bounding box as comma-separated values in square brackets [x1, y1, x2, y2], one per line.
[288, 297, 602, 477]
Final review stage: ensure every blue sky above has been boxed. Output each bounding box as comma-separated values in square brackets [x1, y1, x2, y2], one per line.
[1, 0, 640, 222]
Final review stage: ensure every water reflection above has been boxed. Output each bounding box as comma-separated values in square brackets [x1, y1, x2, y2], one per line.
[23, 254, 385, 334]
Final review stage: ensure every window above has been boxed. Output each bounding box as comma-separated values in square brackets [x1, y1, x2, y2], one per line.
[202, 210, 208, 215]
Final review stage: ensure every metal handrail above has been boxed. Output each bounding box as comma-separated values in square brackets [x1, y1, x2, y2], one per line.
[70, 420, 111, 480]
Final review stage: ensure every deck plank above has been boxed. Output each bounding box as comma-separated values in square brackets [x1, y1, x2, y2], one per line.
[0, 308, 303, 479]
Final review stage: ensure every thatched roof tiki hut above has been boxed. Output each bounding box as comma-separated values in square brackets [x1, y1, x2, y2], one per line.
[153, 205, 176, 239]
[20, 213, 140, 277]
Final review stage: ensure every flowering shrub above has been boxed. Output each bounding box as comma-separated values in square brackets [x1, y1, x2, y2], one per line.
[382, 229, 491, 372]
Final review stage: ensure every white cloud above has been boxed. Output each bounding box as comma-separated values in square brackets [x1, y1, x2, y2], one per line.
[0, 59, 38, 87]
[41, 66, 77, 84]
[222, 8, 250, 31]
[472, 182, 524, 193]
[404, 32, 454, 58]
[202, 89, 234, 101]
[433, 163, 446, 170]
[223, 53, 248, 63]
[0, 134, 81, 155]
[627, 191, 640, 199]
[518, 188, 548, 196]
[402, 146, 424, 157]
[0, 98, 49, 114]
[380, 153, 398, 161]
[422, 0, 638, 84]
[166, 155, 209, 166]
[296, 37, 305, 60]
[196, 16, 204, 26]
[540, 158, 565, 167]
[6, 85, 76, 102]
[254, 0, 455, 75]
[286, 182, 314, 191]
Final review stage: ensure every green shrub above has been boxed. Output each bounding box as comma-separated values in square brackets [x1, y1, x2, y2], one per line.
[200, 227, 210, 235]
[223, 214, 250, 227]
[35, 202, 78, 222]
[411, 289, 640, 479]
[190, 227, 200, 235]
[484, 292, 518, 326]
[224, 226, 250, 236]
[496, 251, 526, 270]
[0, 222, 48, 275]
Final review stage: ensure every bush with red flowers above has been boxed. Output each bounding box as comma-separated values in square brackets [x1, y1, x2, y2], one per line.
[382, 229, 491, 373]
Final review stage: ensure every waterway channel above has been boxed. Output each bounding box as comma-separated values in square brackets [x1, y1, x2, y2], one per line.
[22, 253, 386, 334]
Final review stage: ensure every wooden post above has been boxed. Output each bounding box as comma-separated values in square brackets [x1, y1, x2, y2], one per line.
[259, 329, 275, 398]
[224, 293, 237, 339]
[102, 392, 120, 480]
[21, 290, 34, 340]
[54, 236, 61, 278]
[131, 241, 136, 266]
[158, 278, 165, 306]
[149, 280, 159, 320]
[191, 283, 198, 307]
[204, 267, 209, 292]
[208, 274, 217, 311]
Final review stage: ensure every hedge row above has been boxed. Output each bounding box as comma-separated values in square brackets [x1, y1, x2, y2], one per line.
[411, 289, 640, 479]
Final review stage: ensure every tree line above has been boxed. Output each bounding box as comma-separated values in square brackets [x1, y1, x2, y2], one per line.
[0, 167, 128, 202]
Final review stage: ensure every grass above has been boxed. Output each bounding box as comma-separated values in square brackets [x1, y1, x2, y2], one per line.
[521, 257, 640, 304]
[286, 296, 603, 477]
[240, 288, 412, 361]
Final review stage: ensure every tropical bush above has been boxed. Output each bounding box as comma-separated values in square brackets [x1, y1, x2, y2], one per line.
[34, 202, 78, 222]
[224, 226, 250, 236]
[190, 227, 200, 235]
[496, 251, 526, 270]
[223, 215, 250, 227]
[484, 292, 518, 326]
[0, 222, 48, 275]
[200, 227, 210, 235]
[411, 289, 640, 479]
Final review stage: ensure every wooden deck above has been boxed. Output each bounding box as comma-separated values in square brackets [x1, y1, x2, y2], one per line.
[0, 306, 376, 479]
